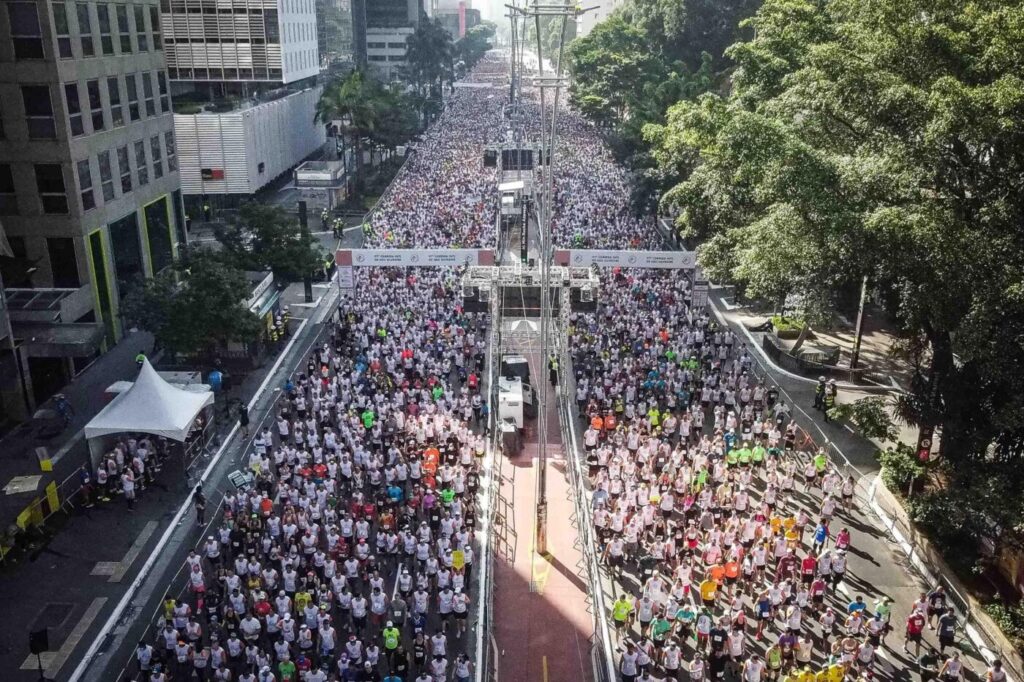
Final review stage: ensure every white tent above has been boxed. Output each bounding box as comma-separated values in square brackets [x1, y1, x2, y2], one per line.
[85, 359, 214, 444]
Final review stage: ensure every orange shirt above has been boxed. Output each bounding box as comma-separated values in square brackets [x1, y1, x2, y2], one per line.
[724, 561, 740, 579]
[708, 565, 726, 584]
[591, 416, 604, 431]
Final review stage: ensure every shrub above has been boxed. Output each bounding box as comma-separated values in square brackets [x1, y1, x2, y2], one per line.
[770, 315, 806, 332]
[878, 442, 925, 492]
[983, 602, 1024, 652]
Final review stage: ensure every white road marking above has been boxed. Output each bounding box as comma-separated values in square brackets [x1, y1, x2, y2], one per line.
[107, 521, 159, 582]
[22, 598, 108, 676]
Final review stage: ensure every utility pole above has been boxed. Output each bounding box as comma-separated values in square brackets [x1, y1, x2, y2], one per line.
[507, 0, 593, 556]
[850, 275, 868, 372]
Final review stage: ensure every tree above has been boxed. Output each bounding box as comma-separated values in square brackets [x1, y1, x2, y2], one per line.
[404, 18, 455, 123]
[456, 22, 496, 71]
[650, 0, 1024, 552]
[215, 204, 324, 285]
[120, 250, 261, 358]
[316, 70, 396, 197]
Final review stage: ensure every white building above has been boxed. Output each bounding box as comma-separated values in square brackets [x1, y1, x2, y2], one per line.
[576, 0, 623, 36]
[175, 87, 325, 196]
[365, 26, 415, 79]
[162, 0, 319, 84]
[163, 0, 325, 207]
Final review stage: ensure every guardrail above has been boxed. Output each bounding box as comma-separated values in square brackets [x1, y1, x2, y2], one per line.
[554, 330, 617, 682]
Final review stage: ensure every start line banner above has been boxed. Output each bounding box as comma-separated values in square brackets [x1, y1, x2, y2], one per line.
[554, 249, 697, 269]
[335, 249, 496, 287]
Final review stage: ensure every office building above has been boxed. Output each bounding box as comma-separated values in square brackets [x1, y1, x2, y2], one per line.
[433, 0, 479, 39]
[316, 0, 354, 72]
[161, 0, 326, 207]
[0, 0, 185, 406]
[577, 0, 623, 36]
[361, 0, 421, 79]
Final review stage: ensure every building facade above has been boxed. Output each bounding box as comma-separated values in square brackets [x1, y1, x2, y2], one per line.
[161, 0, 327, 205]
[361, 0, 419, 79]
[0, 0, 185, 403]
[162, 0, 319, 84]
[576, 0, 622, 36]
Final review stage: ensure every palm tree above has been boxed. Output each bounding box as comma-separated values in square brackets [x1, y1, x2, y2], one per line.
[315, 71, 385, 198]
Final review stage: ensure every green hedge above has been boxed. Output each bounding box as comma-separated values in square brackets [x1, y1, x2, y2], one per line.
[770, 315, 806, 332]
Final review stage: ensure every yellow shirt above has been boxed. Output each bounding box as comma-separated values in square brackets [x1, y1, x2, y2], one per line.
[828, 664, 846, 682]
[699, 580, 718, 601]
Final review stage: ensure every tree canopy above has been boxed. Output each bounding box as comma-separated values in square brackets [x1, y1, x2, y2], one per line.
[646, 0, 1024, 549]
[566, 0, 758, 212]
[456, 22, 496, 72]
[215, 204, 324, 285]
[120, 250, 261, 358]
[316, 71, 418, 196]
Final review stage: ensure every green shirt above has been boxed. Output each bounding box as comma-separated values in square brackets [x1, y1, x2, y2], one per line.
[752, 445, 766, 462]
[652, 618, 671, 638]
[383, 627, 400, 650]
[440, 488, 455, 505]
[612, 599, 632, 622]
[813, 452, 827, 472]
[361, 410, 375, 429]
[675, 606, 696, 623]
[278, 660, 297, 682]
[738, 447, 752, 464]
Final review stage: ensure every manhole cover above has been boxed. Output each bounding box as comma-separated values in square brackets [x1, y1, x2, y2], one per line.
[32, 603, 73, 631]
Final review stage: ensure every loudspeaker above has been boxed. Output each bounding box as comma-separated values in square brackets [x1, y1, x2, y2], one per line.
[570, 286, 598, 312]
[29, 629, 48, 654]
[483, 150, 497, 168]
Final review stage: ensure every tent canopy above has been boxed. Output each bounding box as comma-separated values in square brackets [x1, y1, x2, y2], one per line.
[84, 359, 214, 442]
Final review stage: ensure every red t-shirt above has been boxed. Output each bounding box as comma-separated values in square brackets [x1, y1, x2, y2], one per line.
[907, 613, 925, 634]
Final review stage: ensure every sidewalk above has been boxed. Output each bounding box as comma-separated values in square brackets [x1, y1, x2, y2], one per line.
[0, 330, 154, 546]
[0, 277, 333, 681]
[726, 294, 915, 389]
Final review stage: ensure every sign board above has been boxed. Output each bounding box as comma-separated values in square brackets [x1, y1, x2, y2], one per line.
[916, 426, 934, 462]
[337, 265, 355, 289]
[336, 249, 496, 267]
[691, 281, 710, 309]
[200, 168, 225, 180]
[554, 249, 697, 269]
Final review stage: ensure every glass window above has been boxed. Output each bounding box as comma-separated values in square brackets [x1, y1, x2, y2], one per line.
[150, 135, 163, 179]
[76, 3, 94, 56]
[36, 164, 69, 214]
[22, 85, 56, 139]
[142, 72, 155, 116]
[96, 4, 113, 54]
[164, 131, 176, 172]
[8, 2, 44, 59]
[98, 150, 114, 201]
[47, 237, 80, 287]
[150, 6, 160, 49]
[107, 76, 123, 126]
[157, 71, 170, 111]
[64, 82, 84, 136]
[109, 212, 143, 288]
[145, 197, 173, 273]
[52, 2, 73, 58]
[87, 79, 104, 132]
[125, 74, 139, 121]
[117, 145, 131, 193]
[76, 158, 94, 210]
[0, 164, 19, 215]
[134, 140, 148, 186]
[116, 5, 131, 53]
[134, 5, 147, 51]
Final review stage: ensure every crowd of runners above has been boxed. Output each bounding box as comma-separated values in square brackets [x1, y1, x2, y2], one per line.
[113, 49, 1012, 682]
[553, 99, 1006, 682]
[363, 58, 508, 250]
[126, 60, 506, 682]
